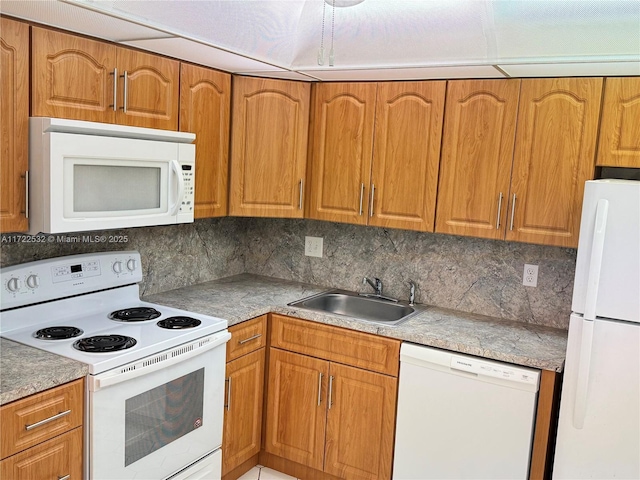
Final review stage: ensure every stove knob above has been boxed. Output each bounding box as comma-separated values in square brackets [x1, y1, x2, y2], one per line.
[112, 261, 123, 274]
[26, 274, 40, 289]
[126, 258, 137, 272]
[6, 277, 21, 292]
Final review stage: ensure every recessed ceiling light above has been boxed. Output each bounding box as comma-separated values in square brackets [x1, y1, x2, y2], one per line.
[325, 0, 366, 7]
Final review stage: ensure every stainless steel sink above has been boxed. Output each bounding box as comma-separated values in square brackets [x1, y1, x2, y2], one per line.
[288, 289, 417, 326]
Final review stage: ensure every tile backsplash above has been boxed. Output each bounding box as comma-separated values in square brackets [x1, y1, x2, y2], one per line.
[1, 217, 576, 329]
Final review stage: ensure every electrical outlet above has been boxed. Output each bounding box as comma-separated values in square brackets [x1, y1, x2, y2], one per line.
[305, 236, 323, 258]
[523, 264, 539, 287]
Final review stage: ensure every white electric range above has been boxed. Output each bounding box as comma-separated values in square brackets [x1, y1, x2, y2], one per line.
[1, 251, 230, 480]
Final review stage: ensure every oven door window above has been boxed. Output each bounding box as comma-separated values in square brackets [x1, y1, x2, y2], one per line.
[124, 368, 204, 466]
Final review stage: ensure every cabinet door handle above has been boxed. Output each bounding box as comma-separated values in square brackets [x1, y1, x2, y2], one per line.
[328, 375, 334, 409]
[120, 70, 128, 113]
[25, 410, 71, 431]
[225, 377, 232, 410]
[110, 68, 118, 111]
[509, 194, 517, 231]
[317, 372, 323, 406]
[299, 180, 304, 210]
[359, 183, 365, 216]
[496, 192, 503, 229]
[22, 171, 29, 219]
[58, 475, 70, 480]
[238, 333, 262, 345]
[369, 184, 375, 217]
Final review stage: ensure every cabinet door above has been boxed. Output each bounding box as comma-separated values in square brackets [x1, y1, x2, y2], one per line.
[31, 27, 117, 123]
[324, 363, 397, 480]
[115, 47, 179, 130]
[369, 81, 445, 232]
[222, 348, 265, 476]
[0, 427, 83, 480]
[264, 348, 328, 471]
[229, 77, 310, 218]
[508, 78, 602, 247]
[180, 63, 231, 218]
[597, 77, 640, 168]
[307, 83, 377, 225]
[435, 79, 521, 239]
[1, 18, 29, 233]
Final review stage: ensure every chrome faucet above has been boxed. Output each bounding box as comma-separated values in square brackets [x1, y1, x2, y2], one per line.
[408, 281, 416, 306]
[363, 276, 383, 296]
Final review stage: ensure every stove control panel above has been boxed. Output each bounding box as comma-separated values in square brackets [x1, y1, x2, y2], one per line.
[1, 251, 143, 310]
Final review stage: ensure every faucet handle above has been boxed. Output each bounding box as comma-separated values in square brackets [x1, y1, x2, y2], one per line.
[408, 281, 416, 306]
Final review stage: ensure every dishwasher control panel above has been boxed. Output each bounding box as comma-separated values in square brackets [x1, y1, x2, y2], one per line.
[450, 356, 539, 385]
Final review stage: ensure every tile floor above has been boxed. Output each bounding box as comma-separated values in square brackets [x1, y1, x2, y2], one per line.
[237, 465, 298, 480]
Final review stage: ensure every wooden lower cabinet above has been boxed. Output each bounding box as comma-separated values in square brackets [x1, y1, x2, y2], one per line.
[264, 347, 397, 480]
[223, 347, 266, 476]
[0, 427, 83, 480]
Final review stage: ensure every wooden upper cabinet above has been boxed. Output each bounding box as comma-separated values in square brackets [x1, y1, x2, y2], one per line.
[435, 79, 521, 240]
[508, 78, 603, 247]
[32, 27, 179, 130]
[229, 76, 310, 218]
[307, 83, 377, 225]
[597, 77, 640, 168]
[116, 48, 179, 130]
[180, 64, 230, 218]
[32, 27, 117, 123]
[1, 18, 29, 233]
[370, 81, 445, 232]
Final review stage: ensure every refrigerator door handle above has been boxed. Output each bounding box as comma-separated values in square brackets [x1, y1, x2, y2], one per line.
[573, 198, 609, 429]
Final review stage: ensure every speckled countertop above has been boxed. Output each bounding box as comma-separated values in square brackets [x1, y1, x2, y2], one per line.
[143, 273, 568, 372]
[0, 338, 89, 405]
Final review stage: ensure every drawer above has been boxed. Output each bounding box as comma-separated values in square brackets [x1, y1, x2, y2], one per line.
[0, 379, 84, 459]
[270, 314, 401, 376]
[227, 315, 267, 362]
[0, 427, 83, 480]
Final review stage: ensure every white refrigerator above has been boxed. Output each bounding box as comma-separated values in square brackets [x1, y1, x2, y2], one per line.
[553, 179, 640, 479]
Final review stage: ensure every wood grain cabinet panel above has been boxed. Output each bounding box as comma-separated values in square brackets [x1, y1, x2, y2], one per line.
[180, 63, 231, 218]
[0, 379, 84, 459]
[116, 47, 179, 130]
[597, 77, 640, 168]
[0, 17, 29, 233]
[222, 348, 265, 476]
[435, 79, 521, 239]
[264, 348, 328, 471]
[324, 363, 397, 480]
[32, 27, 117, 123]
[32, 27, 179, 130]
[0, 427, 83, 480]
[307, 83, 377, 225]
[229, 77, 310, 218]
[370, 81, 446, 232]
[508, 78, 603, 247]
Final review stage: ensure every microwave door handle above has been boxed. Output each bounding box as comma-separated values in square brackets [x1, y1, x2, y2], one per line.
[170, 160, 185, 216]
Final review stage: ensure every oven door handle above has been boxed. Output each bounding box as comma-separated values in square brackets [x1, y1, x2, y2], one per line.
[88, 330, 231, 392]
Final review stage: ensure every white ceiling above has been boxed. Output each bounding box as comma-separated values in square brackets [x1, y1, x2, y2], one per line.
[2, 0, 639, 81]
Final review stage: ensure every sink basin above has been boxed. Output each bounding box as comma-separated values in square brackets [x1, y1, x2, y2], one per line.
[288, 290, 417, 326]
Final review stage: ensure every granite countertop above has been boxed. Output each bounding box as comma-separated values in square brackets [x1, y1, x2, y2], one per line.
[0, 338, 89, 405]
[143, 273, 568, 372]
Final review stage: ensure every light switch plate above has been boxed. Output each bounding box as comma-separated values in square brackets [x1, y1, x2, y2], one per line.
[523, 264, 539, 287]
[305, 236, 323, 258]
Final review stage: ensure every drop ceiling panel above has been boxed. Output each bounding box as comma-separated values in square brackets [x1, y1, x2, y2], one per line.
[298, 65, 505, 81]
[0, 0, 173, 42]
[123, 37, 285, 72]
[499, 62, 640, 78]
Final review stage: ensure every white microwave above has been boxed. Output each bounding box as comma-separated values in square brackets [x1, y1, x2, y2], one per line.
[28, 117, 195, 235]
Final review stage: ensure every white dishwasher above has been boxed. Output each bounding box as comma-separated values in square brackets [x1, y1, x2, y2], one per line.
[393, 343, 540, 480]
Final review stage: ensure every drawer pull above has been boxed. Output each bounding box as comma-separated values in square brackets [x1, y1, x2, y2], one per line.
[58, 475, 71, 480]
[225, 377, 232, 411]
[238, 334, 262, 345]
[317, 372, 323, 406]
[25, 409, 71, 431]
[328, 375, 334, 409]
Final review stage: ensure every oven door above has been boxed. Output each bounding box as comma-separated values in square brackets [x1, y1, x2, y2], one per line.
[87, 330, 230, 480]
